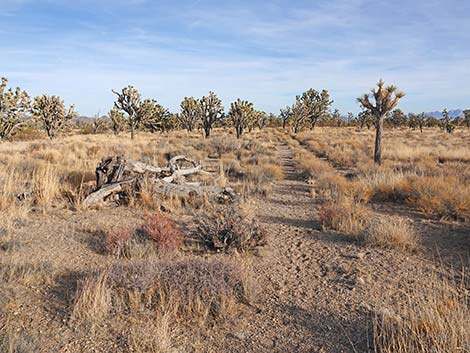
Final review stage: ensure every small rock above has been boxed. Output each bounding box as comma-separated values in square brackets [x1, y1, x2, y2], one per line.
[356, 277, 366, 286]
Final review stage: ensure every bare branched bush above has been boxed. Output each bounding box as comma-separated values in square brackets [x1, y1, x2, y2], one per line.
[195, 206, 265, 252]
[142, 212, 183, 253]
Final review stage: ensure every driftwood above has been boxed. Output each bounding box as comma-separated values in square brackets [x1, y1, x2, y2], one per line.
[83, 155, 235, 208]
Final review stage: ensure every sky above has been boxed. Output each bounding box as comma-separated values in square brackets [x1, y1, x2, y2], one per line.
[1, 0, 469, 116]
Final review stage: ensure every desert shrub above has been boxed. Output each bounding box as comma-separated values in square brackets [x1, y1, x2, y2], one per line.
[373, 274, 470, 353]
[408, 176, 470, 221]
[195, 206, 265, 252]
[104, 227, 134, 257]
[142, 212, 183, 253]
[209, 136, 240, 157]
[318, 198, 372, 237]
[72, 257, 252, 325]
[364, 216, 419, 251]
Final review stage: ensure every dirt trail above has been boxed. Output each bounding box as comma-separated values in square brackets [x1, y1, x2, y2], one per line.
[223, 144, 371, 352]
[220, 142, 460, 353]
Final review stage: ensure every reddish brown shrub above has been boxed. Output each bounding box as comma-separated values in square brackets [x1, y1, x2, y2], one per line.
[142, 212, 183, 252]
[104, 227, 134, 257]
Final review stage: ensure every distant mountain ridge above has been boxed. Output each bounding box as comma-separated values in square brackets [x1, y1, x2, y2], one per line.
[424, 109, 463, 118]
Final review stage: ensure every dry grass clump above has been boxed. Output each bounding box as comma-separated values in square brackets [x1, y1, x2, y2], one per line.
[364, 216, 419, 251]
[142, 212, 183, 253]
[104, 227, 135, 257]
[373, 274, 470, 353]
[369, 174, 470, 221]
[195, 205, 266, 252]
[72, 257, 252, 325]
[317, 198, 372, 237]
[409, 176, 470, 221]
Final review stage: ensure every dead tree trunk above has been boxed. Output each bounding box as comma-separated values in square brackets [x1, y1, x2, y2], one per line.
[84, 155, 235, 208]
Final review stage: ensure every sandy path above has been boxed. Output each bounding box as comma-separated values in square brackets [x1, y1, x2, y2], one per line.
[222, 143, 371, 353]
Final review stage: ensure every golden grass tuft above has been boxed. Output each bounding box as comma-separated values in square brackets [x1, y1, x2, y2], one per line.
[373, 273, 470, 353]
[317, 198, 372, 237]
[365, 216, 419, 251]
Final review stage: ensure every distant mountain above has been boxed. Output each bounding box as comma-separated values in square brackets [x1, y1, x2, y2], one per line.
[424, 109, 463, 119]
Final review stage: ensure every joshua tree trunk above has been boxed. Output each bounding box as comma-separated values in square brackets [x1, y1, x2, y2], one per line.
[374, 115, 384, 165]
[236, 126, 243, 139]
[130, 124, 135, 140]
[204, 125, 210, 138]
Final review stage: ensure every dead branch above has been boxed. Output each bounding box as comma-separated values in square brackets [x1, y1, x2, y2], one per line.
[83, 155, 235, 208]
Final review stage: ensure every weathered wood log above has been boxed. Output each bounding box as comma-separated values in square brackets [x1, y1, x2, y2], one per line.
[154, 183, 236, 202]
[83, 155, 236, 208]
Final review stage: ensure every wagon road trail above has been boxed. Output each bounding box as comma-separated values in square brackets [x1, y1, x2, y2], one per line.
[223, 142, 412, 353]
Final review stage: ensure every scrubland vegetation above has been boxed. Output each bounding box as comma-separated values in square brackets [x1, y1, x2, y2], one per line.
[0, 77, 469, 352]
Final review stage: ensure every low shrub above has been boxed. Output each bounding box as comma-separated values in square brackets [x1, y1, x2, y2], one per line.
[72, 257, 252, 325]
[195, 206, 265, 252]
[142, 212, 183, 253]
[318, 198, 372, 237]
[364, 216, 419, 251]
[104, 227, 134, 257]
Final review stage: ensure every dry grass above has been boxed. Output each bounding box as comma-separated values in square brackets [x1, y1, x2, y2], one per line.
[295, 127, 470, 222]
[365, 216, 419, 251]
[373, 272, 470, 353]
[317, 198, 372, 237]
[72, 257, 253, 326]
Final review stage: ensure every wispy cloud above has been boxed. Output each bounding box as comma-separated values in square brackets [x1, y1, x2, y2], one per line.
[1, 0, 469, 115]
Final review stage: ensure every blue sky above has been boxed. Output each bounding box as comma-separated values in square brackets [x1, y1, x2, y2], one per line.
[1, 0, 469, 115]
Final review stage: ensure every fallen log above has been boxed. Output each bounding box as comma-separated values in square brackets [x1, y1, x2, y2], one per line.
[83, 155, 236, 208]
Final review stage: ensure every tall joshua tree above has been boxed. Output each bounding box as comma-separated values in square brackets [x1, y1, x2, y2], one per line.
[290, 97, 306, 134]
[357, 80, 405, 165]
[301, 88, 333, 129]
[112, 86, 141, 139]
[139, 99, 169, 133]
[0, 77, 31, 141]
[280, 106, 291, 130]
[32, 95, 77, 140]
[179, 96, 200, 132]
[228, 99, 255, 138]
[199, 91, 223, 138]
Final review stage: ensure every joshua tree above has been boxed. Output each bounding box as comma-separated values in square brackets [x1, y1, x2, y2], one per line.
[112, 85, 142, 139]
[199, 91, 223, 138]
[408, 112, 427, 133]
[179, 96, 200, 132]
[290, 97, 306, 133]
[0, 77, 31, 141]
[357, 80, 405, 165]
[228, 99, 255, 138]
[440, 109, 455, 133]
[109, 107, 126, 135]
[463, 109, 470, 129]
[139, 99, 169, 133]
[387, 109, 407, 128]
[256, 111, 268, 130]
[92, 117, 109, 134]
[356, 109, 374, 129]
[32, 95, 77, 140]
[280, 106, 291, 130]
[300, 88, 333, 129]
